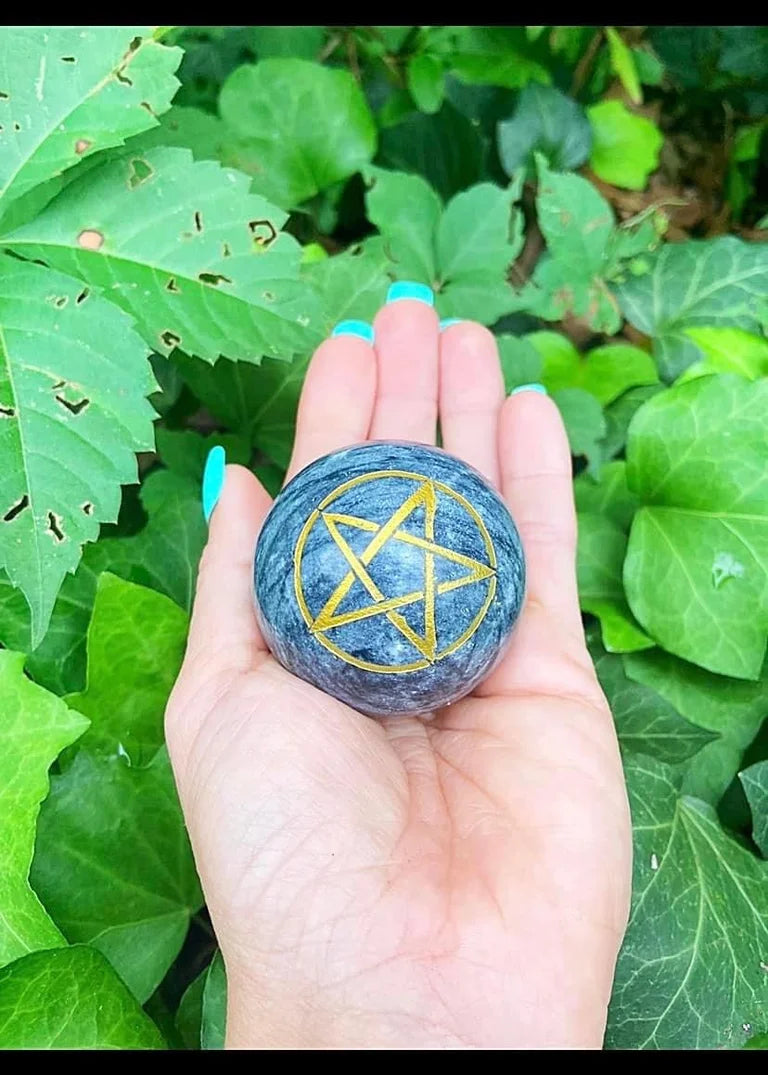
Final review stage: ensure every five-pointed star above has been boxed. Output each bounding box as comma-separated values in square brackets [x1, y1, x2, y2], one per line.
[310, 481, 495, 662]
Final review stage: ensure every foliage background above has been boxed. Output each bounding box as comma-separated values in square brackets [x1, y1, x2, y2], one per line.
[0, 25, 767, 1049]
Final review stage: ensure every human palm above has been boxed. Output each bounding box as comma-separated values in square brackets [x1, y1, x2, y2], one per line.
[166, 300, 632, 1050]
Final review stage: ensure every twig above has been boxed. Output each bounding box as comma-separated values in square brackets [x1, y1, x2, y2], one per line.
[570, 28, 604, 99]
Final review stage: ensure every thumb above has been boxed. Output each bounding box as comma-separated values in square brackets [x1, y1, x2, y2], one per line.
[183, 454, 273, 678]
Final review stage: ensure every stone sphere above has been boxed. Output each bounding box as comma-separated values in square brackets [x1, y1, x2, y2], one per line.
[254, 442, 526, 717]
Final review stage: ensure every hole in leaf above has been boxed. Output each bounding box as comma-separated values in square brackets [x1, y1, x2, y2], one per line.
[0, 91, 8, 100]
[127, 157, 153, 189]
[47, 511, 65, 542]
[77, 230, 103, 251]
[82, 502, 93, 515]
[54, 295, 68, 308]
[129, 36, 142, 51]
[76, 288, 90, 304]
[3, 495, 29, 522]
[140, 101, 155, 115]
[161, 330, 181, 348]
[56, 394, 90, 415]
[115, 68, 133, 87]
[249, 219, 277, 248]
[222, 242, 231, 258]
[0, 405, 15, 418]
[51, 380, 66, 390]
[60, 55, 76, 63]
[165, 277, 180, 293]
[262, 290, 275, 302]
[198, 272, 232, 286]
[194, 211, 202, 232]
[74, 138, 92, 155]
[13, 122, 20, 132]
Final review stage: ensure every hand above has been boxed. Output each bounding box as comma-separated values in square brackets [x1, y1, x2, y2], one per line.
[165, 297, 632, 1050]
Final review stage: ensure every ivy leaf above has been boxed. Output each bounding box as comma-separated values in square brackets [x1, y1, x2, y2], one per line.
[201, 951, 227, 1050]
[449, 26, 551, 89]
[3, 146, 322, 364]
[519, 158, 621, 333]
[0, 650, 89, 969]
[527, 331, 658, 404]
[587, 100, 663, 191]
[624, 375, 768, 679]
[602, 383, 665, 460]
[497, 82, 592, 175]
[740, 762, 768, 857]
[219, 59, 377, 208]
[625, 649, 768, 805]
[365, 167, 524, 324]
[680, 326, 768, 381]
[606, 755, 768, 1050]
[550, 388, 606, 471]
[64, 573, 187, 766]
[575, 460, 640, 531]
[578, 513, 653, 653]
[590, 636, 717, 763]
[616, 237, 768, 379]
[0, 946, 165, 1049]
[175, 963, 207, 1049]
[32, 746, 202, 1003]
[0, 28, 181, 207]
[0, 255, 156, 645]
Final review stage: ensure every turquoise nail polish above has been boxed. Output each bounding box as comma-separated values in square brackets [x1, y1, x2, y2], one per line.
[510, 383, 548, 396]
[202, 445, 226, 523]
[386, 281, 434, 306]
[331, 319, 375, 345]
[439, 318, 463, 331]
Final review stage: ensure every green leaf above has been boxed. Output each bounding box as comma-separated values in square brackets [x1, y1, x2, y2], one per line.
[175, 962, 206, 1049]
[154, 428, 251, 482]
[605, 28, 643, 104]
[0, 945, 165, 1048]
[304, 236, 392, 334]
[219, 59, 376, 208]
[591, 638, 716, 763]
[631, 46, 664, 87]
[740, 762, 768, 857]
[201, 951, 227, 1050]
[32, 746, 202, 1004]
[625, 649, 768, 805]
[497, 334, 543, 392]
[519, 158, 621, 333]
[527, 331, 658, 404]
[497, 83, 592, 175]
[578, 513, 654, 653]
[64, 573, 187, 765]
[616, 237, 768, 379]
[364, 167, 442, 283]
[0, 255, 156, 645]
[3, 146, 322, 365]
[606, 755, 768, 1050]
[449, 26, 551, 90]
[575, 460, 639, 531]
[249, 26, 326, 59]
[587, 100, 663, 191]
[0, 28, 181, 207]
[128, 105, 228, 163]
[0, 650, 88, 969]
[602, 383, 665, 460]
[624, 375, 768, 679]
[550, 388, 606, 470]
[680, 326, 768, 381]
[745, 1033, 768, 1049]
[407, 53, 445, 114]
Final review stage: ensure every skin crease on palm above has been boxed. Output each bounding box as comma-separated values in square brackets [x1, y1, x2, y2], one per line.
[165, 300, 633, 1050]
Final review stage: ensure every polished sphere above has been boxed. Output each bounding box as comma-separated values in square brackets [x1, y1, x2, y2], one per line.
[254, 442, 526, 717]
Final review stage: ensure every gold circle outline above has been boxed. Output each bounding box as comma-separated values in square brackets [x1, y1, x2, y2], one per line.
[293, 469, 497, 673]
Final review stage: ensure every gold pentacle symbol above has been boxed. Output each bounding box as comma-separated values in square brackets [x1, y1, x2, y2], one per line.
[293, 470, 497, 673]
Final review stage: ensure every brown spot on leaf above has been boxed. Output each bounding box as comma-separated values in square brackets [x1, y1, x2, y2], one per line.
[161, 330, 181, 348]
[77, 230, 103, 251]
[249, 219, 278, 248]
[75, 138, 92, 155]
[56, 394, 89, 415]
[47, 511, 65, 542]
[165, 277, 180, 293]
[198, 272, 232, 286]
[3, 495, 29, 523]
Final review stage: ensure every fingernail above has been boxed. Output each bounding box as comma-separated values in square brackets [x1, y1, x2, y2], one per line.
[510, 383, 548, 396]
[331, 319, 375, 344]
[439, 318, 463, 331]
[202, 445, 226, 524]
[386, 281, 434, 306]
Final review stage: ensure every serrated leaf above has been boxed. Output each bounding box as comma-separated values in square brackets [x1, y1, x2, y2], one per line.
[680, 326, 768, 381]
[606, 755, 768, 1050]
[605, 27, 643, 104]
[32, 745, 202, 1003]
[497, 334, 543, 392]
[64, 572, 187, 765]
[0, 468, 205, 695]
[154, 428, 251, 481]
[625, 649, 768, 805]
[364, 167, 442, 283]
[624, 375, 768, 679]
[0, 28, 181, 207]
[497, 82, 592, 175]
[616, 237, 768, 379]
[0, 945, 165, 1049]
[740, 762, 768, 857]
[578, 512, 654, 653]
[201, 951, 227, 1050]
[527, 331, 658, 404]
[591, 637, 716, 763]
[588, 100, 663, 191]
[304, 236, 391, 334]
[0, 254, 156, 644]
[219, 59, 377, 208]
[3, 146, 322, 365]
[0, 650, 89, 969]
[407, 53, 445, 114]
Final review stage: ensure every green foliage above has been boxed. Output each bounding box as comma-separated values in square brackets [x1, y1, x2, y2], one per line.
[1, 24, 767, 1051]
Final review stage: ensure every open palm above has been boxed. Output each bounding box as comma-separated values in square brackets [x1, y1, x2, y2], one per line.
[165, 299, 632, 1050]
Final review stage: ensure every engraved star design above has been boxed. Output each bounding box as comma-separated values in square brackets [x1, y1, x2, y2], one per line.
[310, 480, 495, 662]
